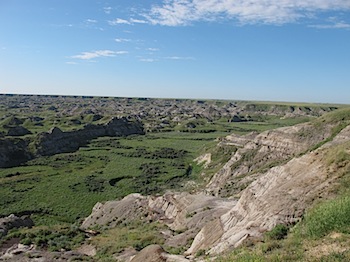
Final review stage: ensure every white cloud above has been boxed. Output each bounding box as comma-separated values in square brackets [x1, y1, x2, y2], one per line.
[310, 22, 350, 29]
[130, 18, 148, 24]
[309, 16, 350, 29]
[165, 56, 195, 60]
[86, 19, 97, 23]
[104, 7, 112, 14]
[139, 58, 157, 62]
[109, 18, 148, 26]
[71, 50, 128, 60]
[147, 48, 159, 51]
[115, 38, 131, 43]
[146, 0, 350, 26]
[109, 18, 132, 25]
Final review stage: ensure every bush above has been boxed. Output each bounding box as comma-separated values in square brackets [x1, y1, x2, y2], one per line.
[265, 224, 289, 240]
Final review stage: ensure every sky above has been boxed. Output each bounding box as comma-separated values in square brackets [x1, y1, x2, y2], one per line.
[1, 0, 350, 104]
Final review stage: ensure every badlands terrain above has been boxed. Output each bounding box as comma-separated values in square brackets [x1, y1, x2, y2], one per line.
[1, 94, 350, 261]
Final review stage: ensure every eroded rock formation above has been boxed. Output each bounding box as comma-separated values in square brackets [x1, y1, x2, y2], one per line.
[0, 215, 34, 239]
[0, 117, 144, 167]
[81, 120, 350, 259]
[186, 124, 350, 255]
[34, 117, 144, 156]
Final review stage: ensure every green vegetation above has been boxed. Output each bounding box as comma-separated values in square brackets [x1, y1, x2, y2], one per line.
[265, 224, 289, 241]
[0, 134, 209, 225]
[2, 224, 85, 252]
[90, 220, 165, 258]
[2, 95, 349, 260]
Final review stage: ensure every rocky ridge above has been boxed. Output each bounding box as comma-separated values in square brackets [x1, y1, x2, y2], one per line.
[186, 125, 350, 255]
[81, 192, 235, 253]
[206, 121, 332, 197]
[79, 117, 350, 260]
[0, 117, 144, 167]
[34, 117, 144, 156]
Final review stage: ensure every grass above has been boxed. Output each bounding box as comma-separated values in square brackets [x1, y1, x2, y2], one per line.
[301, 196, 350, 239]
[1, 224, 86, 252]
[90, 220, 165, 259]
[0, 134, 208, 225]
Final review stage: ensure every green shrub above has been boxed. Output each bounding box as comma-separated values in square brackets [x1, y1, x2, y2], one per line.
[265, 224, 289, 240]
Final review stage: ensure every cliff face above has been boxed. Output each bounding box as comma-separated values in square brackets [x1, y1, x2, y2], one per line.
[34, 117, 144, 156]
[206, 122, 332, 197]
[186, 124, 350, 255]
[0, 117, 145, 167]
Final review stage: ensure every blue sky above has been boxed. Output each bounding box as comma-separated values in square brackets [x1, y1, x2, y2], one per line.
[1, 0, 350, 104]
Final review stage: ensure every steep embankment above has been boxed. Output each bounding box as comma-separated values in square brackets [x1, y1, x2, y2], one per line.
[186, 112, 350, 255]
[206, 121, 333, 197]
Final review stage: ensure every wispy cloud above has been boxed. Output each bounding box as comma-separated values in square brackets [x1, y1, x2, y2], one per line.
[310, 22, 350, 29]
[145, 0, 350, 26]
[71, 50, 128, 60]
[164, 56, 195, 60]
[130, 18, 148, 24]
[86, 19, 97, 23]
[139, 58, 157, 62]
[109, 18, 132, 25]
[309, 16, 350, 29]
[115, 38, 131, 43]
[109, 17, 148, 26]
[104, 7, 112, 14]
[147, 48, 159, 51]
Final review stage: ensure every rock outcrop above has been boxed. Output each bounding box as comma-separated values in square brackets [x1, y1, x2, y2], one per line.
[34, 117, 144, 156]
[6, 126, 32, 136]
[0, 138, 31, 168]
[0, 117, 145, 167]
[0, 214, 34, 239]
[80, 119, 350, 259]
[206, 122, 332, 197]
[81, 192, 235, 251]
[0, 243, 91, 261]
[130, 245, 189, 262]
[185, 124, 350, 255]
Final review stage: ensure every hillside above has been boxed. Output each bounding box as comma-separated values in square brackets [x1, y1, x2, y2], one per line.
[0, 95, 350, 261]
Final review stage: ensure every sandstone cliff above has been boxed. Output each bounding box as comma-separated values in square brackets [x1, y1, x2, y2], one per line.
[206, 121, 332, 197]
[186, 124, 350, 255]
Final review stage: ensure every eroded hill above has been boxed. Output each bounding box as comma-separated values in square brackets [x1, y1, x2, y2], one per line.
[1, 95, 350, 261]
